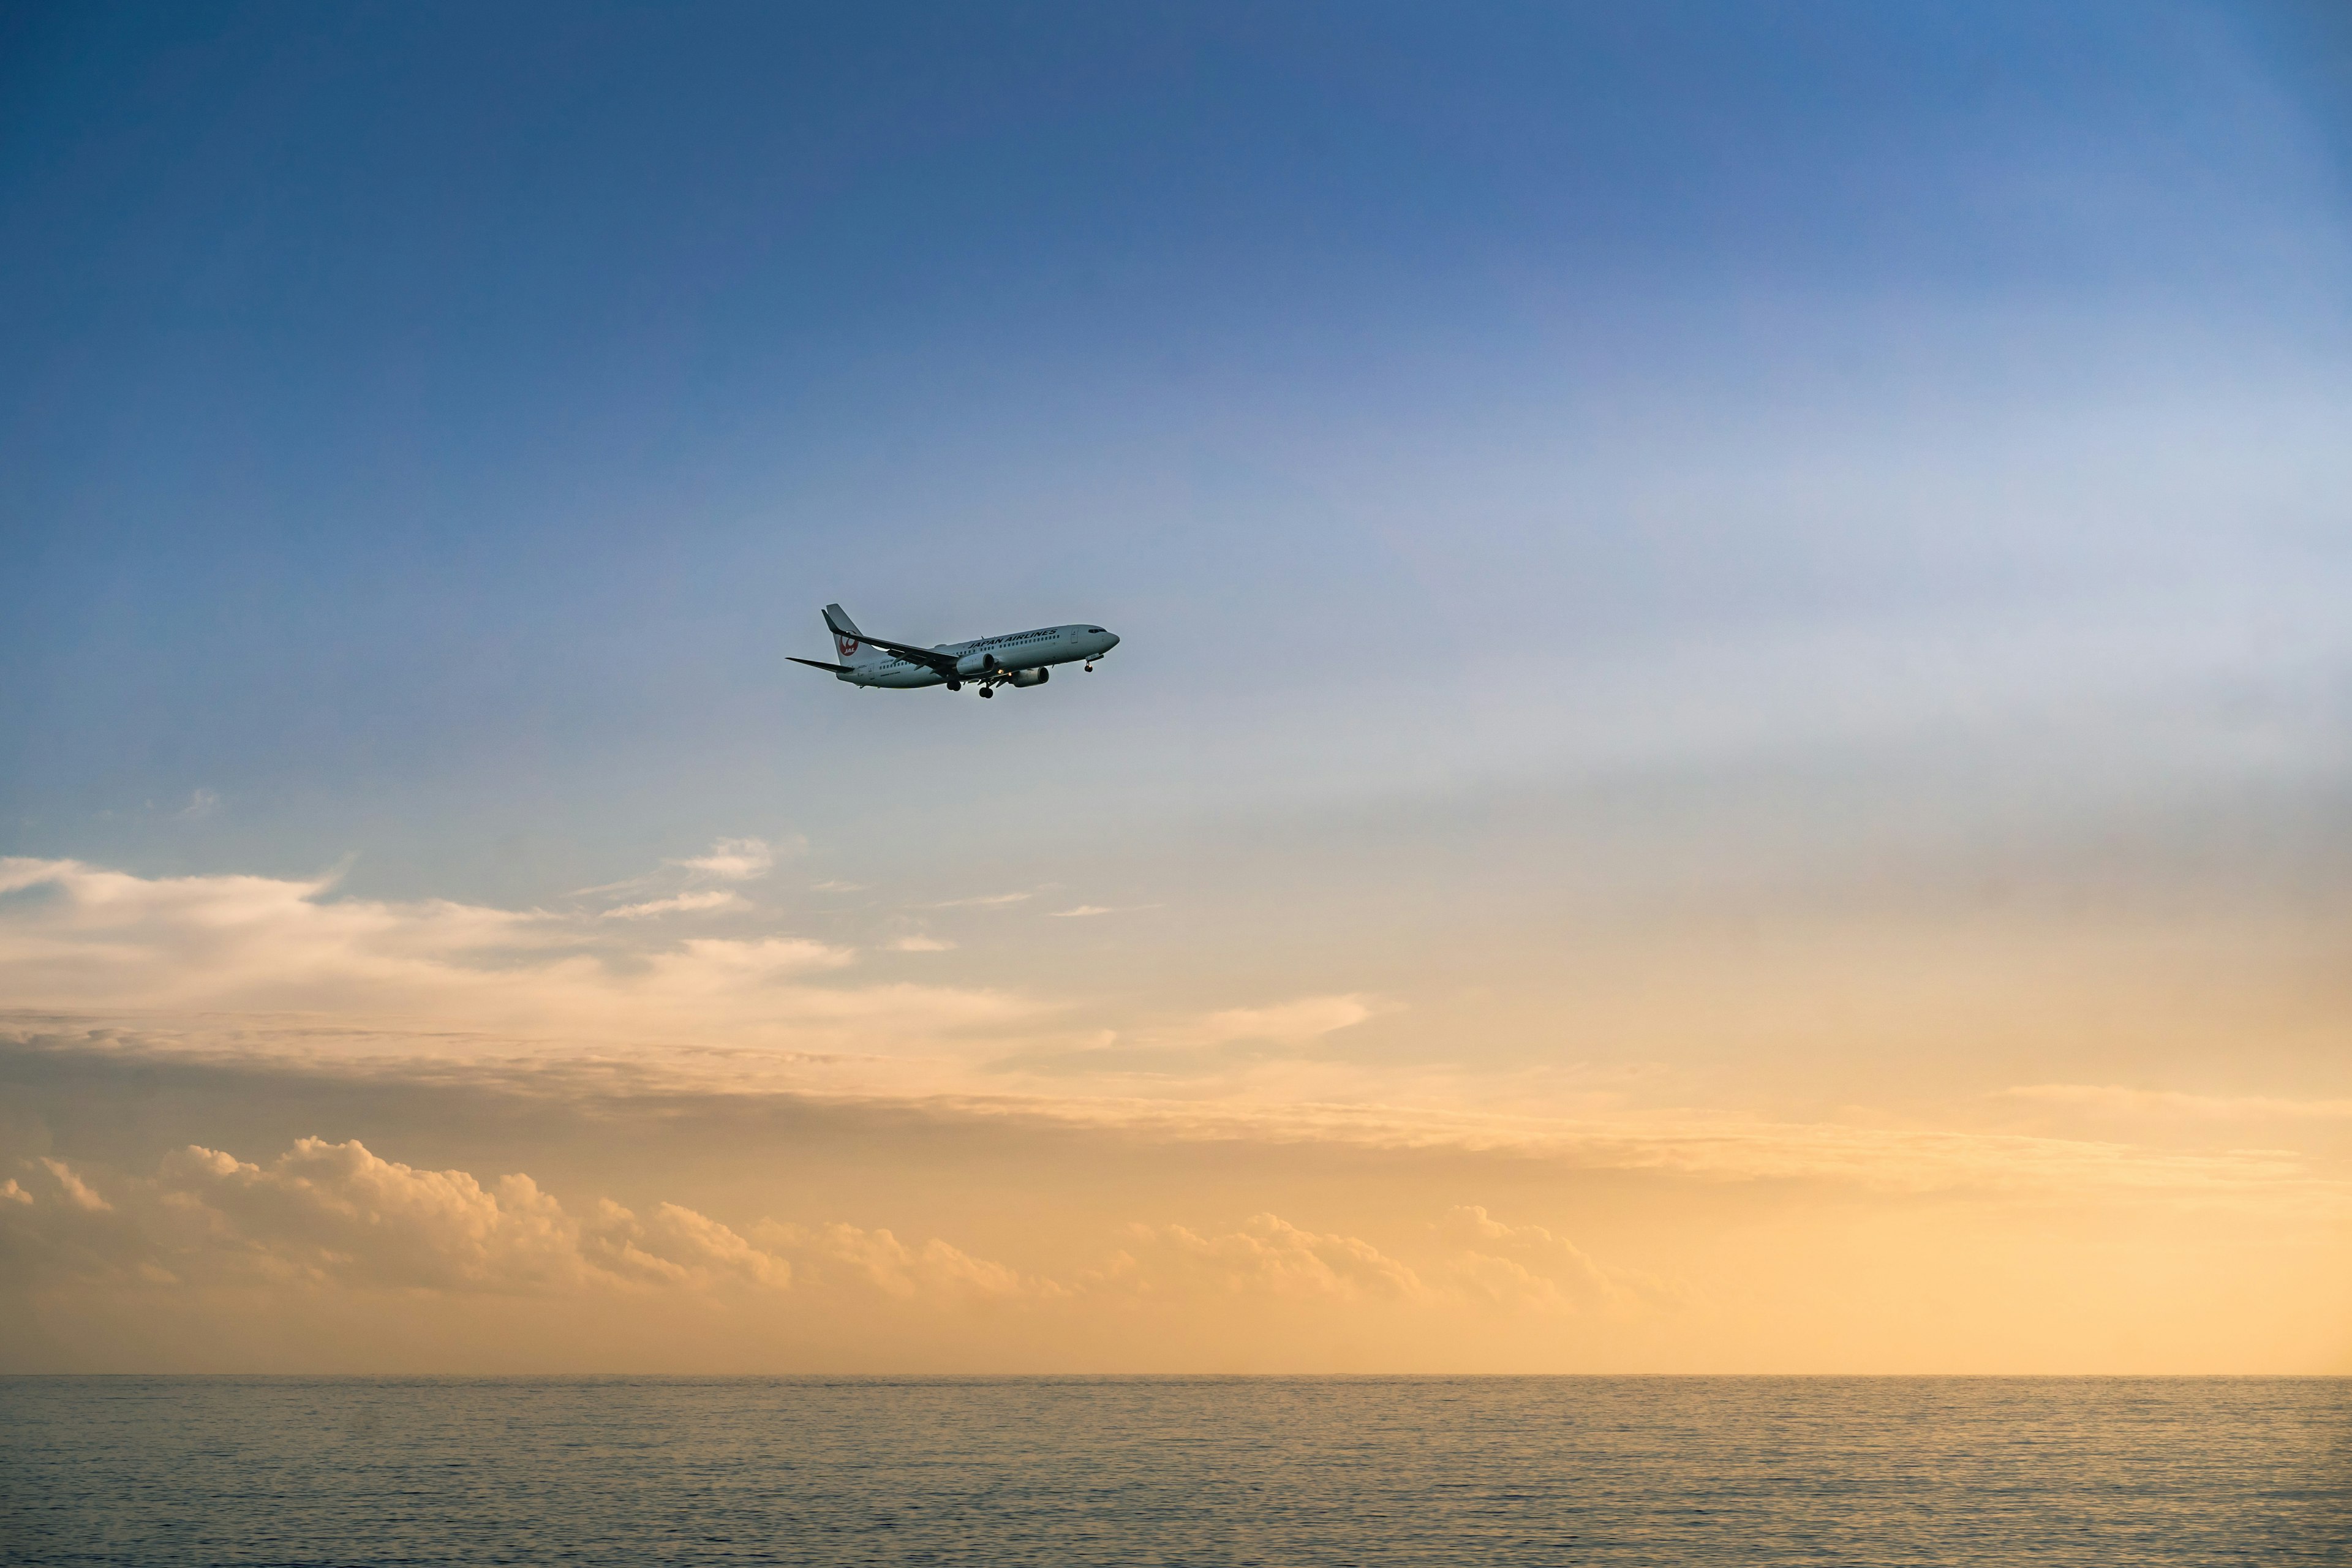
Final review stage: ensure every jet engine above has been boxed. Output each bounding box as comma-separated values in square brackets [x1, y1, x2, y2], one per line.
[1008, 668, 1050, 687]
[955, 651, 998, 679]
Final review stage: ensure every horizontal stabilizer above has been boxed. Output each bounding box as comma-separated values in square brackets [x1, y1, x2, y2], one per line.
[787, 656, 854, 674]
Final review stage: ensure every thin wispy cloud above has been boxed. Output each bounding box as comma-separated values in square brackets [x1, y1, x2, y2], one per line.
[670, 837, 789, 882]
[567, 876, 647, 899]
[1197, 995, 1378, 1046]
[2002, 1084, 2352, 1121]
[930, 892, 1033, 908]
[598, 890, 748, 921]
[18, 1016, 2329, 1213]
[570, 836, 793, 902]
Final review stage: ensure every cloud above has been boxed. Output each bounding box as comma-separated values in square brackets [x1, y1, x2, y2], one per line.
[1049, 906, 1111, 918]
[1000, 995, 1382, 1079]
[1, 1137, 1673, 1350]
[1197, 995, 1376, 1046]
[0, 1139, 1094, 1318]
[0, 1140, 1076, 1306]
[571, 836, 794, 901]
[176, 790, 221, 821]
[931, 892, 1032, 908]
[757, 1221, 1041, 1302]
[0, 859, 1027, 1057]
[644, 937, 853, 981]
[809, 880, 865, 892]
[581, 1198, 791, 1291]
[1436, 1205, 1668, 1314]
[6, 1016, 2342, 1212]
[0, 1156, 157, 1286]
[888, 935, 955, 952]
[146, 1139, 605, 1292]
[1086, 1214, 1424, 1303]
[2002, 1084, 2352, 1120]
[36, 1157, 110, 1212]
[982, 993, 1379, 1081]
[1072, 1207, 1663, 1316]
[0, 858, 551, 987]
[669, 837, 785, 883]
[598, 890, 748, 921]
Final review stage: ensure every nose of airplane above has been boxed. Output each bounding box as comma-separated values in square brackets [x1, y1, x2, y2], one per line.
[1103, 631, 1121, 649]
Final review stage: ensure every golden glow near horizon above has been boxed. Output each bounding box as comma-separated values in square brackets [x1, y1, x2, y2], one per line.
[2, 831, 2345, 1374]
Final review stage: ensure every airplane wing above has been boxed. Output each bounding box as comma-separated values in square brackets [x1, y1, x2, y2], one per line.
[786, 656, 855, 674]
[856, 636, 960, 674]
[825, 623, 963, 674]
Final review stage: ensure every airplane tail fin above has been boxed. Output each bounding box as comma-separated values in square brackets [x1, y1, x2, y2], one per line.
[822, 604, 885, 667]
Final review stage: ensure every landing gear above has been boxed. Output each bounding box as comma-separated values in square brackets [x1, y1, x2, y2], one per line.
[1084, 663, 1095, 673]
[946, 680, 962, 692]
[979, 687, 994, 698]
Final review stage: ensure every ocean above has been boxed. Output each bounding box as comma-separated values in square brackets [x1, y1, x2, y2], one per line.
[2, 1377, 2345, 1565]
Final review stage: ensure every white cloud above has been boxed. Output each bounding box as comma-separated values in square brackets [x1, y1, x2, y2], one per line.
[598, 890, 748, 921]
[176, 789, 221, 821]
[888, 935, 955, 952]
[571, 835, 795, 903]
[0, 858, 1027, 1057]
[1049, 906, 1112, 919]
[932, 892, 1032, 908]
[670, 837, 786, 883]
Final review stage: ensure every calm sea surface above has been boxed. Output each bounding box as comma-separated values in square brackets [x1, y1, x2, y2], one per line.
[2, 1377, 2345, 1566]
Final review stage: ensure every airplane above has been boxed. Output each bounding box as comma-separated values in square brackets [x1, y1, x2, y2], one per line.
[790, 604, 1121, 697]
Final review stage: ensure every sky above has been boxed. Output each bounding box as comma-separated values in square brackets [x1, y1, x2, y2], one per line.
[2, 0, 2350, 1373]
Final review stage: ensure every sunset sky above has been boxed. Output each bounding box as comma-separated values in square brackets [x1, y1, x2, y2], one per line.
[4, 1, 2350, 1373]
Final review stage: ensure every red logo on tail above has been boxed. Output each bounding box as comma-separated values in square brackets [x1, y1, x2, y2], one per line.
[836, 635, 859, 658]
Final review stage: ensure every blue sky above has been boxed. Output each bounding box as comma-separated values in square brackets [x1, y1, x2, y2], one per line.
[3, 2, 2350, 1371]
[8, 1, 2347, 902]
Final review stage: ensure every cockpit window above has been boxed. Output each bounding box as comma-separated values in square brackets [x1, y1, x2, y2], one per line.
[1087, 627, 1104, 633]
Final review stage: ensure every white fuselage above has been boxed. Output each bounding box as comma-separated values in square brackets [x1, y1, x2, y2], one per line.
[839, 624, 1120, 688]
